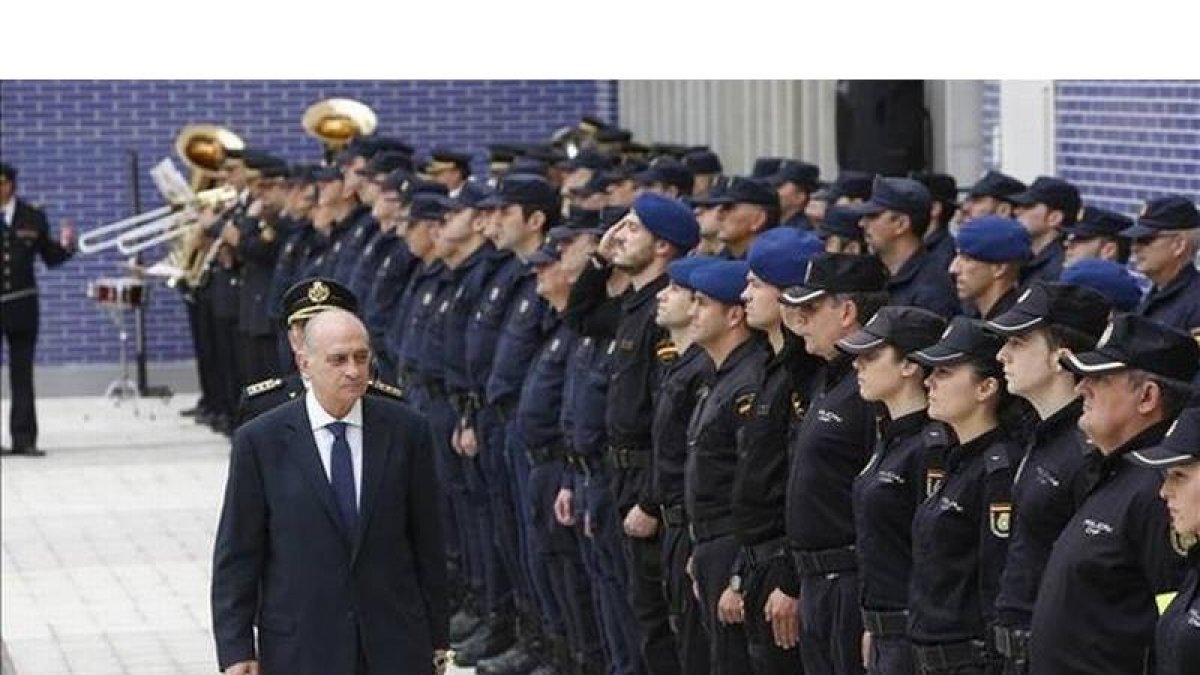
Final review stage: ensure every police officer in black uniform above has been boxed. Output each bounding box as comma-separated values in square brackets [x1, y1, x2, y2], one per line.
[1127, 407, 1200, 675]
[911, 172, 959, 272]
[683, 259, 766, 675]
[1009, 177, 1080, 286]
[853, 177, 960, 317]
[1061, 206, 1133, 268]
[986, 281, 1114, 674]
[906, 317, 1023, 675]
[734, 227, 824, 674]
[0, 163, 75, 456]
[767, 160, 821, 231]
[566, 191, 700, 675]
[710, 177, 780, 260]
[950, 216, 1032, 320]
[960, 171, 1027, 222]
[818, 205, 869, 256]
[1123, 196, 1200, 339]
[836, 306, 947, 675]
[1030, 314, 1197, 674]
[780, 253, 890, 675]
[232, 154, 289, 383]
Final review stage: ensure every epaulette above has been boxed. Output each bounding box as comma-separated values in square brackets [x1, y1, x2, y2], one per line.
[368, 379, 406, 401]
[922, 422, 952, 450]
[245, 377, 284, 397]
[983, 445, 1013, 475]
[655, 338, 679, 363]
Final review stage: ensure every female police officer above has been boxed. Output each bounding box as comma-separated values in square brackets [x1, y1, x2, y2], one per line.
[1129, 407, 1200, 675]
[836, 305, 946, 675]
[906, 317, 1023, 675]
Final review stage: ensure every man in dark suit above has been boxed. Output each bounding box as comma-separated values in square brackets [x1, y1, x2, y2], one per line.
[0, 162, 75, 457]
[212, 308, 451, 675]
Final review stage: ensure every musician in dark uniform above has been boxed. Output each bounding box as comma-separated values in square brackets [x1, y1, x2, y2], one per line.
[0, 163, 75, 457]
[237, 277, 404, 426]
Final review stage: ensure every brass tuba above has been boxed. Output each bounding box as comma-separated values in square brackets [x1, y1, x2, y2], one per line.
[302, 98, 378, 163]
[175, 123, 246, 190]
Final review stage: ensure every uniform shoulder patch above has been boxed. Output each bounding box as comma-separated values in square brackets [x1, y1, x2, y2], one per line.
[989, 503, 1012, 538]
[922, 422, 951, 450]
[735, 392, 756, 418]
[655, 338, 679, 363]
[367, 379, 406, 401]
[245, 378, 284, 397]
[984, 447, 1012, 475]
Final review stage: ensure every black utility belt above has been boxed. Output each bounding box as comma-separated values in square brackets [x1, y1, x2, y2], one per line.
[911, 640, 989, 672]
[742, 537, 790, 569]
[606, 445, 650, 470]
[790, 545, 858, 576]
[861, 609, 909, 638]
[991, 625, 1030, 662]
[525, 443, 566, 466]
[566, 452, 604, 478]
[689, 516, 736, 544]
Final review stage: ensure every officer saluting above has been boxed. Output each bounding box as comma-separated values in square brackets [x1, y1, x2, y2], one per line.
[1, 162, 75, 457]
[1127, 407, 1200, 675]
[1030, 314, 1198, 674]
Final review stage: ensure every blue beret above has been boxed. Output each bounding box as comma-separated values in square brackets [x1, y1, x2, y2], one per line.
[747, 228, 824, 289]
[1060, 259, 1143, 312]
[632, 193, 700, 252]
[668, 255, 720, 290]
[954, 216, 1032, 263]
[689, 260, 750, 305]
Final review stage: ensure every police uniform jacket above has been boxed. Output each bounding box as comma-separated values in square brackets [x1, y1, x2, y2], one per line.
[1138, 263, 1200, 338]
[1029, 421, 1186, 675]
[347, 228, 401, 311]
[852, 411, 944, 613]
[517, 316, 577, 453]
[564, 335, 619, 486]
[235, 212, 283, 337]
[464, 249, 520, 405]
[1020, 237, 1065, 286]
[909, 426, 1020, 645]
[923, 226, 956, 274]
[785, 353, 878, 554]
[392, 261, 447, 392]
[363, 236, 416, 349]
[684, 336, 768, 538]
[651, 343, 713, 510]
[1157, 546, 1200, 675]
[1, 199, 72, 332]
[329, 206, 375, 285]
[267, 223, 315, 324]
[995, 398, 1097, 628]
[236, 374, 407, 427]
[439, 243, 498, 416]
[485, 263, 550, 413]
[886, 249, 961, 318]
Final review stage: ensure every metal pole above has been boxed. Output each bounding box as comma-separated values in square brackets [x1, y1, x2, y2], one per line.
[130, 149, 151, 395]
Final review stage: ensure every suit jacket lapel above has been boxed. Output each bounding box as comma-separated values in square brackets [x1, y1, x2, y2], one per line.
[284, 402, 352, 548]
[352, 397, 393, 564]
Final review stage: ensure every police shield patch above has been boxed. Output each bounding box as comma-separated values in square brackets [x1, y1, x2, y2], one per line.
[989, 503, 1012, 538]
[735, 393, 756, 418]
[925, 468, 945, 497]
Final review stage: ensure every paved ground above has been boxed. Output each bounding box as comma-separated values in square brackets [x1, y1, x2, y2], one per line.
[1, 395, 473, 674]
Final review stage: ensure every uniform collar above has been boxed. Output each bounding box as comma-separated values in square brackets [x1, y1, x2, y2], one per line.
[924, 226, 949, 252]
[880, 408, 930, 445]
[1031, 397, 1084, 448]
[713, 334, 763, 376]
[1148, 263, 1199, 303]
[1026, 236, 1064, 273]
[1102, 419, 1173, 473]
[305, 389, 363, 432]
[624, 272, 669, 312]
[947, 425, 1005, 469]
[888, 248, 930, 288]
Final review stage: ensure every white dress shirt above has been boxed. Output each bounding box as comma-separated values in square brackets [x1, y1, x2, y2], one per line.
[1, 197, 15, 226]
[305, 390, 364, 508]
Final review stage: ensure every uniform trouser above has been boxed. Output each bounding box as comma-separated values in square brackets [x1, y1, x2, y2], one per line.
[913, 651, 1002, 675]
[529, 457, 602, 664]
[432, 395, 484, 600]
[799, 572, 865, 675]
[580, 472, 644, 675]
[238, 332, 279, 384]
[660, 522, 711, 675]
[508, 428, 565, 639]
[864, 633, 913, 675]
[692, 533, 753, 675]
[424, 394, 468, 596]
[211, 315, 241, 419]
[490, 417, 532, 613]
[742, 556, 804, 675]
[1, 325, 37, 447]
[468, 405, 514, 615]
[189, 294, 217, 413]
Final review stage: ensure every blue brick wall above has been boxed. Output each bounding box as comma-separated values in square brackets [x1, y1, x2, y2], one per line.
[0, 80, 616, 365]
[1055, 80, 1200, 213]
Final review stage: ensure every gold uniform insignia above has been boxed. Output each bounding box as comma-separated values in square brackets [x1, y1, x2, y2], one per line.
[655, 338, 679, 363]
[245, 378, 284, 397]
[989, 503, 1012, 538]
[1170, 528, 1198, 557]
[791, 392, 806, 419]
[307, 281, 330, 303]
[925, 468, 945, 497]
[735, 393, 756, 419]
[368, 380, 406, 401]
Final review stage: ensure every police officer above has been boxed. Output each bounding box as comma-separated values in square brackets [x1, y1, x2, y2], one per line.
[344, 151, 415, 303]
[1059, 258, 1143, 313]
[1127, 407, 1200, 675]
[683, 149, 724, 199]
[425, 148, 473, 197]
[950, 216, 1032, 320]
[853, 176, 960, 317]
[767, 160, 821, 231]
[1011, 177, 1081, 285]
[906, 317, 1023, 675]
[296, 166, 357, 280]
[690, 176, 731, 256]
[267, 165, 321, 373]
[683, 259, 766, 675]
[837, 306, 947, 675]
[780, 253, 890, 675]
[236, 277, 404, 425]
[232, 155, 290, 383]
[911, 172, 959, 271]
[819, 205, 869, 256]
[0, 162, 75, 456]
[960, 171, 1027, 222]
[650, 255, 717, 675]
[567, 191, 701, 675]
[1031, 314, 1198, 674]
[1061, 206, 1133, 268]
[735, 228, 825, 674]
[986, 282, 1114, 674]
[1123, 196, 1200, 338]
[711, 177, 781, 260]
[635, 158, 695, 200]
[806, 171, 873, 229]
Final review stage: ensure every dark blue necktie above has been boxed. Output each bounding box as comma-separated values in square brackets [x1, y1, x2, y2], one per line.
[326, 421, 358, 534]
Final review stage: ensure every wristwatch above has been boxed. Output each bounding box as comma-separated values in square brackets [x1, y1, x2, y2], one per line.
[433, 648, 454, 673]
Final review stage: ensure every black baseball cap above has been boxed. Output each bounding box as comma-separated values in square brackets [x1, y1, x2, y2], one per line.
[1060, 313, 1200, 385]
[779, 253, 888, 306]
[909, 316, 1005, 368]
[986, 281, 1112, 341]
[837, 305, 948, 355]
